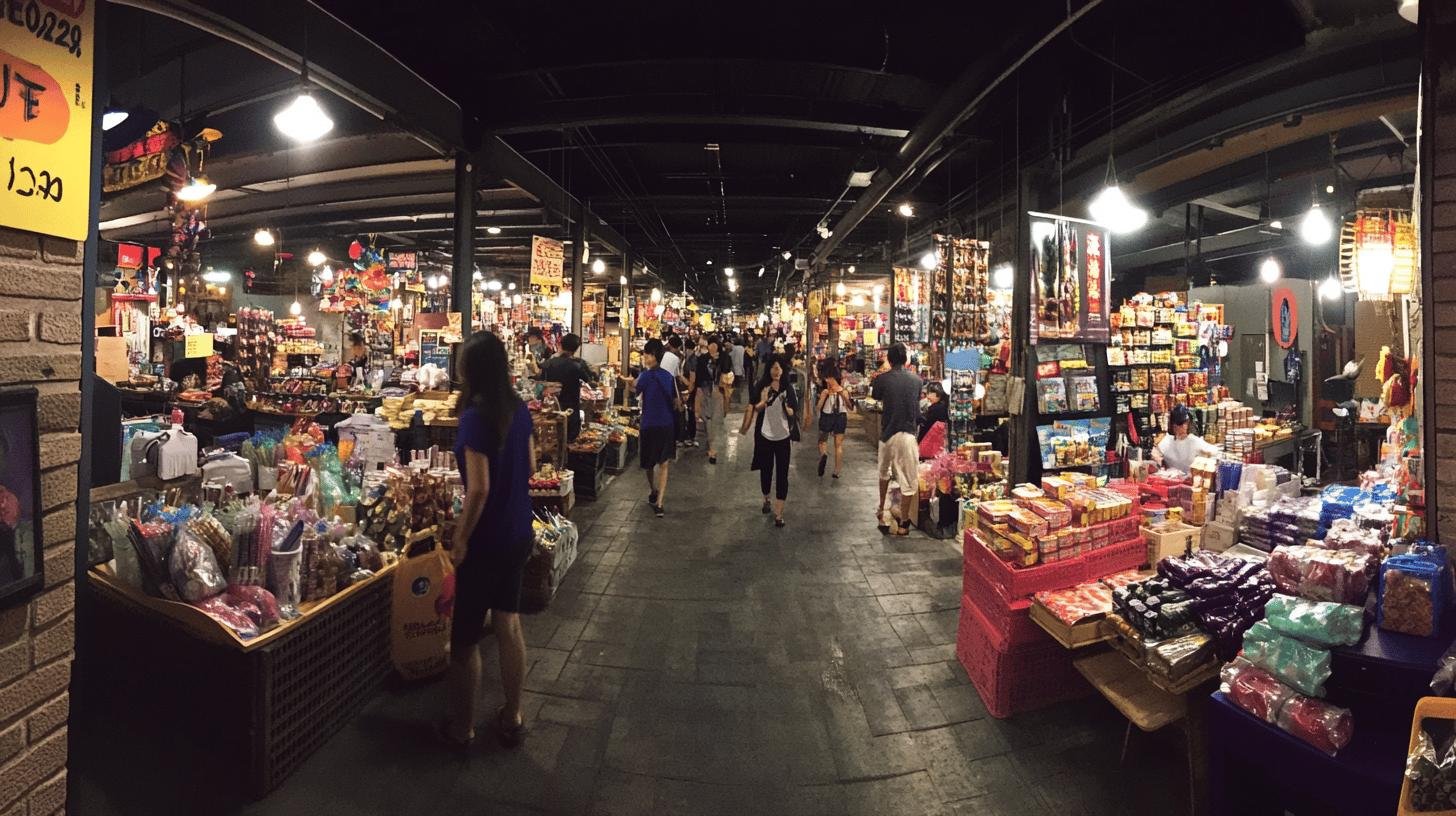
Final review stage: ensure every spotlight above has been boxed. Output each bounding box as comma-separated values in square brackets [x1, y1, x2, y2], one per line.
[1259, 257, 1282, 284]
[897, 203, 915, 218]
[1325, 185, 1335, 195]
[592, 259, 606, 274]
[306, 249, 327, 267]
[847, 264, 856, 274]
[273, 91, 334, 143]
[102, 109, 129, 131]
[486, 280, 503, 292]
[1319, 275, 1343, 301]
[724, 267, 734, 278]
[992, 263, 1014, 290]
[706, 260, 713, 266]
[176, 176, 216, 203]
[1088, 184, 1148, 234]
[253, 229, 275, 247]
[920, 251, 938, 271]
[1299, 204, 1333, 245]
[486, 226, 502, 235]
[758, 267, 765, 278]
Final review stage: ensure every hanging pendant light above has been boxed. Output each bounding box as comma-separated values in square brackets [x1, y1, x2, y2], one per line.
[1088, 183, 1148, 234]
[835, 281, 847, 297]
[289, 299, 303, 316]
[920, 250, 938, 271]
[306, 249, 327, 267]
[274, 92, 334, 143]
[1319, 275, 1343, 301]
[1259, 257, 1282, 284]
[176, 176, 216, 202]
[253, 228, 275, 246]
[1300, 203, 1334, 245]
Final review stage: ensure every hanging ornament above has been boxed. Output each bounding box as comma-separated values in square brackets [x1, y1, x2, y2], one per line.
[349, 240, 363, 260]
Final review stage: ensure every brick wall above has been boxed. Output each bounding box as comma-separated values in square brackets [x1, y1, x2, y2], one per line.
[0, 227, 82, 816]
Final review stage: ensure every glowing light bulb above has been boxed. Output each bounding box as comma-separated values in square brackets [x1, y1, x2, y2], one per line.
[253, 229, 274, 246]
[992, 264, 1014, 290]
[486, 226, 502, 235]
[176, 177, 216, 202]
[1088, 184, 1148, 234]
[273, 91, 334, 143]
[1319, 275, 1343, 301]
[592, 259, 606, 274]
[289, 300, 303, 316]
[920, 251, 938, 271]
[836, 282, 847, 297]
[307, 249, 326, 267]
[1300, 204, 1333, 245]
[1259, 257, 1282, 284]
[897, 203, 915, 218]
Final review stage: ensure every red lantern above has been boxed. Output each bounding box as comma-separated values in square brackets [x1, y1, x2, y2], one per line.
[348, 240, 363, 260]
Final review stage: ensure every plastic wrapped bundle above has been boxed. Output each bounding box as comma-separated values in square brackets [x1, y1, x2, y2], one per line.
[1221, 659, 1353, 755]
[1263, 595, 1364, 648]
[1276, 694, 1353, 756]
[1241, 620, 1331, 697]
[168, 528, 227, 602]
[1221, 658, 1294, 722]
[1147, 632, 1214, 680]
[1158, 551, 1276, 660]
[1265, 545, 1377, 605]
[1320, 517, 1385, 558]
[1406, 727, 1456, 811]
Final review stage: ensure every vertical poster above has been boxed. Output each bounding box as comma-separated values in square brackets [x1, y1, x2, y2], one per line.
[0, 1, 95, 240]
[529, 235, 564, 294]
[1027, 212, 1111, 344]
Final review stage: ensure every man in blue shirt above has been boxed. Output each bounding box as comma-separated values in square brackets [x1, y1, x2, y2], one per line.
[630, 339, 680, 517]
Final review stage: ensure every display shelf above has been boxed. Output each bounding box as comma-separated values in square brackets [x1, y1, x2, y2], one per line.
[1074, 649, 1187, 732]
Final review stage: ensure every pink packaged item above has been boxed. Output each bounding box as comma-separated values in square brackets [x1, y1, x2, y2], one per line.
[1266, 545, 1377, 605]
[226, 583, 281, 629]
[192, 596, 260, 639]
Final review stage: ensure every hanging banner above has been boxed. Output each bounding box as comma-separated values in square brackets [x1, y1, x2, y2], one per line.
[1027, 212, 1111, 344]
[529, 235, 564, 291]
[386, 250, 417, 272]
[0, 1, 95, 240]
[1271, 287, 1298, 349]
[115, 242, 143, 269]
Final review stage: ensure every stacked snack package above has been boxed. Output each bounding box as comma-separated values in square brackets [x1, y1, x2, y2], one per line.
[1377, 544, 1449, 637]
[1157, 551, 1276, 661]
[1265, 545, 1378, 605]
[1221, 658, 1353, 755]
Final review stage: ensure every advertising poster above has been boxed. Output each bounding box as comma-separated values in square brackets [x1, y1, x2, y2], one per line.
[529, 235, 564, 293]
[1028, 212, 1112, 344]
[0, 1, 95, 239]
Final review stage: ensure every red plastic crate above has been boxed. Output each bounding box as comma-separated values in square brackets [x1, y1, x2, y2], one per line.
[960, 579, 1040, 652]
[955, 597, 1090, 718]
[965, 528, 1088, 601]
[1085, 535, 1147, 579]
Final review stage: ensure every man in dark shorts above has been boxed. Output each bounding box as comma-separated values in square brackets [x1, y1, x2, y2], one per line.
[631, 339, 680, 517]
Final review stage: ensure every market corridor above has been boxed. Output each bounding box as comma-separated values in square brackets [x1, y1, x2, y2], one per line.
[73, 410, 1185, 816]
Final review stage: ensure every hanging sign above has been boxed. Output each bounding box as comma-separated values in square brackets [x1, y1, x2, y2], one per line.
[0, 1, 95, 240]
[386, 250, 417, 272]
[184, 332, 214, 359]
[1271, 287, 1298, 349]
[529, 235, 564, 291]
[1027, 212, 1112, 344]
[115, 242, 143, 269]
[863, 329, 878, 347]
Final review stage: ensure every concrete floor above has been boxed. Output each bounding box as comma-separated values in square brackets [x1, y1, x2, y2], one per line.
[71, 409, 1190, 815]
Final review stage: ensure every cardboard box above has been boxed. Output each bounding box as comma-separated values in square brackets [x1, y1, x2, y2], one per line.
[1201, 520, 1237, 553]
[1142, 522, 1200, 567]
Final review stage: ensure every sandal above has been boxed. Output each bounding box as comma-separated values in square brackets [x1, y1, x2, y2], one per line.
[774, 517, 785, 528]
[435, 719, 473, 753]
[890, 521, 912, 537]
[495, 706, 525, 749]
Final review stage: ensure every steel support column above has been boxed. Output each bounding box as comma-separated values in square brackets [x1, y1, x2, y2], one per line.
[451, 154, 476, 343]
[571, 203, 588, 337]
[621, 249, 635, 371]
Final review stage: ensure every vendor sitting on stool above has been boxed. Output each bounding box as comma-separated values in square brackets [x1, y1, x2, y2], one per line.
[1152, 404, 1219, 474]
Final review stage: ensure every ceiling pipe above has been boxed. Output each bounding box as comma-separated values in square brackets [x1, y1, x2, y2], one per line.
[811, 0, 1104, 266]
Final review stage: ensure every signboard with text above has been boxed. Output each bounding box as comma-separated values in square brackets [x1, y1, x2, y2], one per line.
[386, 249, 417, 272]
[1027, 212, 1111, 344]
[1, 0, 95, 240]
[184, 332, 214, 359]
[529, 235, 564, 292]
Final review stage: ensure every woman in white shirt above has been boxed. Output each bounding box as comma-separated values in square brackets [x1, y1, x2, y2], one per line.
[815, 357, 851, 479]
[744, 356, 799, 528]
[1154, 405, 1219, 474]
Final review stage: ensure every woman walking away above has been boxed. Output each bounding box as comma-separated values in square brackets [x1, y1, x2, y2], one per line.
[744, 356, 798, 527]
[816, 357, 851, 479]
[630, 339, 680, 517]
[446, 332, 533, 749]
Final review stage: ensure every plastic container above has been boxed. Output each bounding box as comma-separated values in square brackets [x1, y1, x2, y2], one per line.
[1379, 549, 1449, 638]
[955, 597, 1089, 719]
[966, 528, 1087, 601]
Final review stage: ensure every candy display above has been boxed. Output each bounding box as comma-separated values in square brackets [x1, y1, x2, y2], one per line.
[1112, 578, 1198, 641]
[1265, 545, 1378, 606]
[1241, 620, 1332, 697]
[1146, 632, 1214, 680]
[1033, 581, 1114, 626]
[1262, 595, 1364, 648]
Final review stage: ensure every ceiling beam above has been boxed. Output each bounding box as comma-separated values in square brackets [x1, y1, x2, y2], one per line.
[494, 113, 910, 139]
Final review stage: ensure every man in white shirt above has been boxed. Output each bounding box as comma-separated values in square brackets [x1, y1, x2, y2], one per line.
[729, 336, 746, 404]
[1154, 405, 1220, 474]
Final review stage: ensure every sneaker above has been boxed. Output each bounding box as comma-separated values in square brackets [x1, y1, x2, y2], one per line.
[818, 454, 827, 477]
[649, 491, 659, 506]
[654, 504, 665, 518]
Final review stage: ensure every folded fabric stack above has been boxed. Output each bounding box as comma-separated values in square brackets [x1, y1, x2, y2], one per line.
[1158, 551, 1276, 660]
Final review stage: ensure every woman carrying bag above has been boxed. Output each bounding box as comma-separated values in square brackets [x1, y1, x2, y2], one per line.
[742, 356, 798, 528]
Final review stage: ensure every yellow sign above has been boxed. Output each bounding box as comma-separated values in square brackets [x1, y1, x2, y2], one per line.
[1, 1, 95, 240]
[529, 235, 564, 289]
[863, 329, 878, 347]
[184, 332, 214, 359]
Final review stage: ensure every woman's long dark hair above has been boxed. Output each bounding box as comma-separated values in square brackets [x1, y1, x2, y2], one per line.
[457, 332, 521, 451]
[756, 353, 785, 393]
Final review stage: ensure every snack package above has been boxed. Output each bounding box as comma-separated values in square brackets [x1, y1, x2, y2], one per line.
[1275, 693, 1353, 756]
[1378, 549, 1449, 637]
[1221, 658, 1293, 723]
[1262, 595, 1364, 648]
[1265, 545, 1377, 605]
[168, 528, 227, 602]
[1405, 726, 1456, 811]
[1241, 620, 1331, 697]
[225, 583, 281, 629]
[1147, 632, 1214, 680]
[191, 595, 260, 639]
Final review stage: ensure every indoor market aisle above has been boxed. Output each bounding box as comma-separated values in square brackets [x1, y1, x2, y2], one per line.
[73, 409, 1189, 816]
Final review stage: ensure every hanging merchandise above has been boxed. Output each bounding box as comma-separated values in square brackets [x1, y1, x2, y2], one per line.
[1028, 213, 1111, 343]
[893, 266, 931, 344]
[936, 235, 993, 345]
